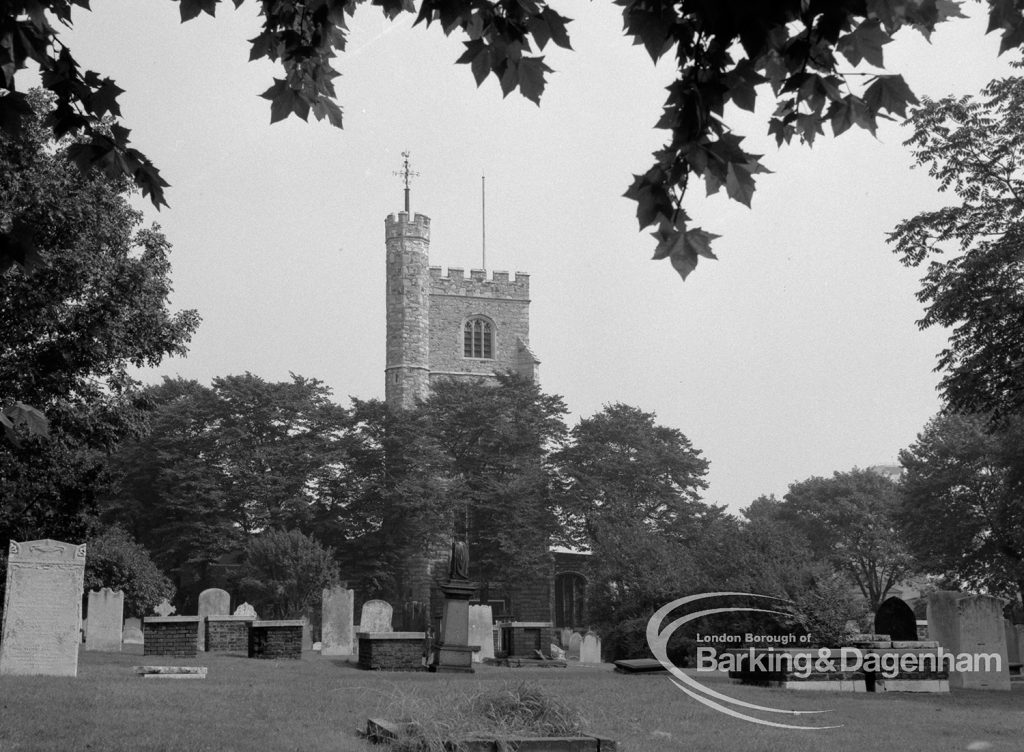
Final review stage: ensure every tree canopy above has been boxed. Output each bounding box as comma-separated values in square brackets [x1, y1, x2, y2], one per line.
[5, 1, 1024, 278]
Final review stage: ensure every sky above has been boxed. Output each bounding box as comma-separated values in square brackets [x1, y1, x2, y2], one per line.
[45, 1, 1019, 513]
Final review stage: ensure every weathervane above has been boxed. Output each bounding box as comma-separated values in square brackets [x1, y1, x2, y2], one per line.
[393, 150, 419, 213]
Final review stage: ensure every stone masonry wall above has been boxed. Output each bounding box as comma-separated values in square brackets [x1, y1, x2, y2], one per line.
[427, 268, 531, 381]
[385, 212, 431, 410]
[206, 617, 251, 653]
[358, 635, 425, 671]
[248, 622, 303, 660]
[143, 618, 199, 657]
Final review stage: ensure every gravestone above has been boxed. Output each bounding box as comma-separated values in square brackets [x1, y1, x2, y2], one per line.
[85, 588, 124, 652]
[301, 616, 312, 651]
[874, 596, 918, 641]
[468, 605, 495, 663]
[233, 602, 257, 618]
[359, 599, 393, 633]
[567, 632, 582, 660]
[580, 631, 601, 664]
[927, 591, 1010, 690]
[560, 627, 573, 649]
[321, 586, 355, 657]
[1004, 620, 1020, 666]
[123, 617, 144, 645]
[197, 588, 230, 651]
[154, 599, 176, 617]
[1016, 626, 1024, 666]
[0, 539, 87, 676]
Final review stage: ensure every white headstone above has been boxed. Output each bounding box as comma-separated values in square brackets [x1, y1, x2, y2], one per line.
[302, 616, 312, 651]
[233, 602, 257, 618]
[85, 588, 123, 652]
[468, 605, 495, 663]
[567, 632, 582, 660]
[580, 631, 601, 664]
[123, 617, 143, 644]
[928, 591, 1010, 690]
[321, 586, 355, 656]
[560, 627, 572, 648]
[197, 588, 230, 651]
[358, 599, 393, 633]
[153, 598, 176, 617]
[0, 539, 87, 676]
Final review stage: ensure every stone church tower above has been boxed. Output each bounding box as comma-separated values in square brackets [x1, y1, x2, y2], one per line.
[384, 210, 539, 410]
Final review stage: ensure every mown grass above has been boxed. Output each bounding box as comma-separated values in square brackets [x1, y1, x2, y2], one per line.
[0, 646, 1021, 751]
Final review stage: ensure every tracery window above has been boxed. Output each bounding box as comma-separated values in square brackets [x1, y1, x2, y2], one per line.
[464, 318, 493, 359]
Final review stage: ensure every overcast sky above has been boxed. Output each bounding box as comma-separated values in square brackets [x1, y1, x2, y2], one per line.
[50, 1, 1018, 513]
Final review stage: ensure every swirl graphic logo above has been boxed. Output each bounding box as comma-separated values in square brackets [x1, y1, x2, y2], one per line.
[645, 592, 840, 729]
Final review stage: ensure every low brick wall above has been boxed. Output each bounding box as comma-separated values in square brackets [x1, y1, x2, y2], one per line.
[206, 615, 253, 653]
[143, 616, 200, 658]
[357, 632, 427, 671]
[249, 620, 303, 660]
[500, 622, 551, 658]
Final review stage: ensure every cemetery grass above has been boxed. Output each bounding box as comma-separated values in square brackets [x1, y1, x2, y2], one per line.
[0, 648, 1022, 751]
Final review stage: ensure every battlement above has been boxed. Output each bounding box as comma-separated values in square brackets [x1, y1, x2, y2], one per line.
[428, 267, 529, 300]
[385, 212, 431, 241]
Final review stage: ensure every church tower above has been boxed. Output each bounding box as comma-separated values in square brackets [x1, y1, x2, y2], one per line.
[384, 210, 431, 410]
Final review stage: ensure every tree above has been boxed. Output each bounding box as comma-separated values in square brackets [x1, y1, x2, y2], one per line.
[554, 403, 717, 622]
[778, 468, 916, 611]
[100, 373, 352, 598]
[5, 1, 1022, 278]
[84, 526, 175, 617]
[898, 412, 1024, 606]
[0, 90, 198, 546]
[234, 528, 339, 619]
[890, 70, 1024, 417]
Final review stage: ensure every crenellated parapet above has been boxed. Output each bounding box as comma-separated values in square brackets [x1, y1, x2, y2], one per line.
[385, 212, 431, 240]
[428, 267, 530, 300]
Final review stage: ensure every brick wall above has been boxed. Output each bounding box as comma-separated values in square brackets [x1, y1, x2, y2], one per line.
[206, 617, 251, 653]
[357, 634, 426, 671]
[143, 617, 199, 657]
[248, 621, 303, 660]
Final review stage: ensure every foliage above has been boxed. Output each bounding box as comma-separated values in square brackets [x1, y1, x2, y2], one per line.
[83, 525, 174, 617]
[890, 70, 1024, 417]
[100, 373, 351, 598]
[8, 2, 1024, 278]
[777, 468, 916, 610]
[405, 372, 569, 587]
[234, 528, 339, 619]
[0, 89, 198, 546]
[898, 412, 1024, 606]
[790, 570, 861, 647]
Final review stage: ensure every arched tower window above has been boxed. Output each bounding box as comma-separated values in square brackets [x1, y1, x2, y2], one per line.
[464, 318, 493, 359]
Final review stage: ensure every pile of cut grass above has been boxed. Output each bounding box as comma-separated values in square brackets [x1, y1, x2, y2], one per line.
[383, 680, 584, 751]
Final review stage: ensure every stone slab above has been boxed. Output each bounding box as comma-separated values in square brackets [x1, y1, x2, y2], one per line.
[0, 539, 86, 677]
[876, 678, 949, 693]
[469, 605, 495, 663]
[85, 588, 123, 652]
[613, 659, 668, 674]
[321, 586, 354, 656]
[197, 588, 230, 651]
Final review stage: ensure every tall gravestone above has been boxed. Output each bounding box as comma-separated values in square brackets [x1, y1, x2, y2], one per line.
[1004, 620, 1020, 666]
[567, 632, 582, 660]
[875, 596, 918, 641]
[0, 539, 86, 676]
[197, 588, 231, 651]
[85, 588, 124, 652]
[927, 591, 1010, 690]
[468, 605, 495, 663]
[359, 600, 393, 633]
[321, 586, 355, 657]
[580, 631, 602, 664]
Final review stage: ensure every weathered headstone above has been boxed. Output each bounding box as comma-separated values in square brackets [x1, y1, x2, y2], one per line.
[0, 539, 87, 676]
[233, 602, 257, 618]
[301, 616, 312, 651]
[875, 596, 918, 642]
[1004, 619, 1020, 666]
[197, 588, 230, 651]
[359, 599, 393, 633]
[567, 632, 582, 660]
[154, 598, 176, 617]
[927, 591, 1010, 690]
[321, 586, 355, 657]
[468, 605, 495, 663]
[560, 627, 572, 649]
[123, 617, 144, 645]
[580, 631, 601, 664]
[85, 588, 124, 652]
[1016, 626, 1024, 667]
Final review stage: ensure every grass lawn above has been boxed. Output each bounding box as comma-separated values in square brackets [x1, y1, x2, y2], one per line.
[0, 647, 1022, 751]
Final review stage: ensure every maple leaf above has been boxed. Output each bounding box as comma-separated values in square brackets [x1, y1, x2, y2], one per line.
[837, 19, 890, 67]
[518, 56, 551, 105]
[864, 74, 918, 119]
